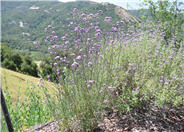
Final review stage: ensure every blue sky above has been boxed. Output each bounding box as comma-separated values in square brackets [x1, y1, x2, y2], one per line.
[58, 0, 146, 10]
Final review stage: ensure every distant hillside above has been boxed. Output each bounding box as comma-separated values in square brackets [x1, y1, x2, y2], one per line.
[128, 9, 152, 20]
[1, 1, 138, 60]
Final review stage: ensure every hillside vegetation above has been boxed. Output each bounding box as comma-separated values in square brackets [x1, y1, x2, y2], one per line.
[1, 68, 55, 101]
[1, 1, 138, 60]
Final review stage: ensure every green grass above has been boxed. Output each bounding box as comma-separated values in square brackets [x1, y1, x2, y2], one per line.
[1, 68, 56, 131]
[1, 68, 55, 101]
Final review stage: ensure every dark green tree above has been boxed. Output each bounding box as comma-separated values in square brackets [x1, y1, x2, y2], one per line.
[2, 58, 17, 71]
[21, 56, 38, 77]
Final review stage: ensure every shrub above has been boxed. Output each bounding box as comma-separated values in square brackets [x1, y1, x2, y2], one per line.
[2, 58, 17, 71]
[143, 0, 184, 47]
[40, 8, 184, 131]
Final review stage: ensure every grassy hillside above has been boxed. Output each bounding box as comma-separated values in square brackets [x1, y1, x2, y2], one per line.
[1, 1, 138, 60]
[1, 68, 55, 101]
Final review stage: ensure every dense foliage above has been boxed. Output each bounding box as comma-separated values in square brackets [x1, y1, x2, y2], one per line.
[1, 43, 39, 77]
[144, 0, 184, 47]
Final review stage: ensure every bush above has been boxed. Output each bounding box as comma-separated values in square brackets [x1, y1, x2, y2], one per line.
[2, 58, 17, 71]
[1, 43, 39, 77]
[143, 0, 184, 47]
[39, 8, 184, 131]
[21, 56, 38, 77]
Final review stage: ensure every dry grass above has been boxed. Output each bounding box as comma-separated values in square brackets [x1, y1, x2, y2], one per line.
[1, 68, 56, 102]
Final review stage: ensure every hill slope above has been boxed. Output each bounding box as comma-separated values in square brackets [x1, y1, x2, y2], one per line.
[1, 68, 55, 101]
[1, 1, 138, 59]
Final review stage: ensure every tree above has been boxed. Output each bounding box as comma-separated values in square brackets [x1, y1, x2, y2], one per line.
[21, 56, 38, 77]
[144, 0, 184, 47]
[2, 58, 17, 71]
[11, 52, 23, 70]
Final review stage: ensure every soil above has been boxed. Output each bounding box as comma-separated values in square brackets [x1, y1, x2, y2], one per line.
[24, 103, 184, 132]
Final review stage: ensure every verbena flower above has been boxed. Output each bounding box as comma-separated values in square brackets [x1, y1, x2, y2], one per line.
[81, 13, 86, 17]
[70, 53, 76, 57]
[55, 56, 60, 60]
[53, 63, 57, 66]
[99, 90, 103, 94]
[104, 17, 112, 22]
[73, 8, 78, 12]
[98, 10, 103, 14]
[76, 56, 82, 60]
[104, 99, 108, 104]
[71, 62, 79, 68]
[88, 62, 92, 67]
[88, 80, 94, 83]
[108, 86, 115, 91]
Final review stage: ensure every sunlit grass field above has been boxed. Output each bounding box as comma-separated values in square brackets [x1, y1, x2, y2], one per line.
[1, 68, 55, 101]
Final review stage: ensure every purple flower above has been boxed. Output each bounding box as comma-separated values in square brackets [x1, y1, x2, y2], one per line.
[76, 120, 81, 123]
[71, 62, 79, 68]
[83, 55, 87, 59]
[111, 40, 115, 43]
[87, 38, 91, 41]
[81, 13, 86, 17]
[104, 17, 112, 22]
[76, 56, 82, 60]
[48, 25, 52, 28]
[55, 56, 60, 60]
[104, 99, 108, 104]
[65, 41, 70, 44]
[74, 27, 78, 32]
[108, 86, 115, 91]
[53, 63, 57, 66]
[99, 90, 103, 94]
[73, 8, 78, 12]
[95, 32, 101, 37]
[54, 36, 58, 40]
[112, 27, 118, 32]
[164, 82, 169, 85]
[61, 36, 66, 41]
[96, 22, 100, 25]
[87, 85, 91, 88]
[88, 62, 92, 67]
[83, 17, 88, 22]
[70, 53, 76, 57]
[88, 80, 94, 83]
[120, 20, 125, 25]
[79, 49, 83, 53]
[98, 10, 103, 14]
[88, 13, 94, 17]
[66, 18, 70, 21]
[30, 86, 33, 90]
[52, 31, 55, 34]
